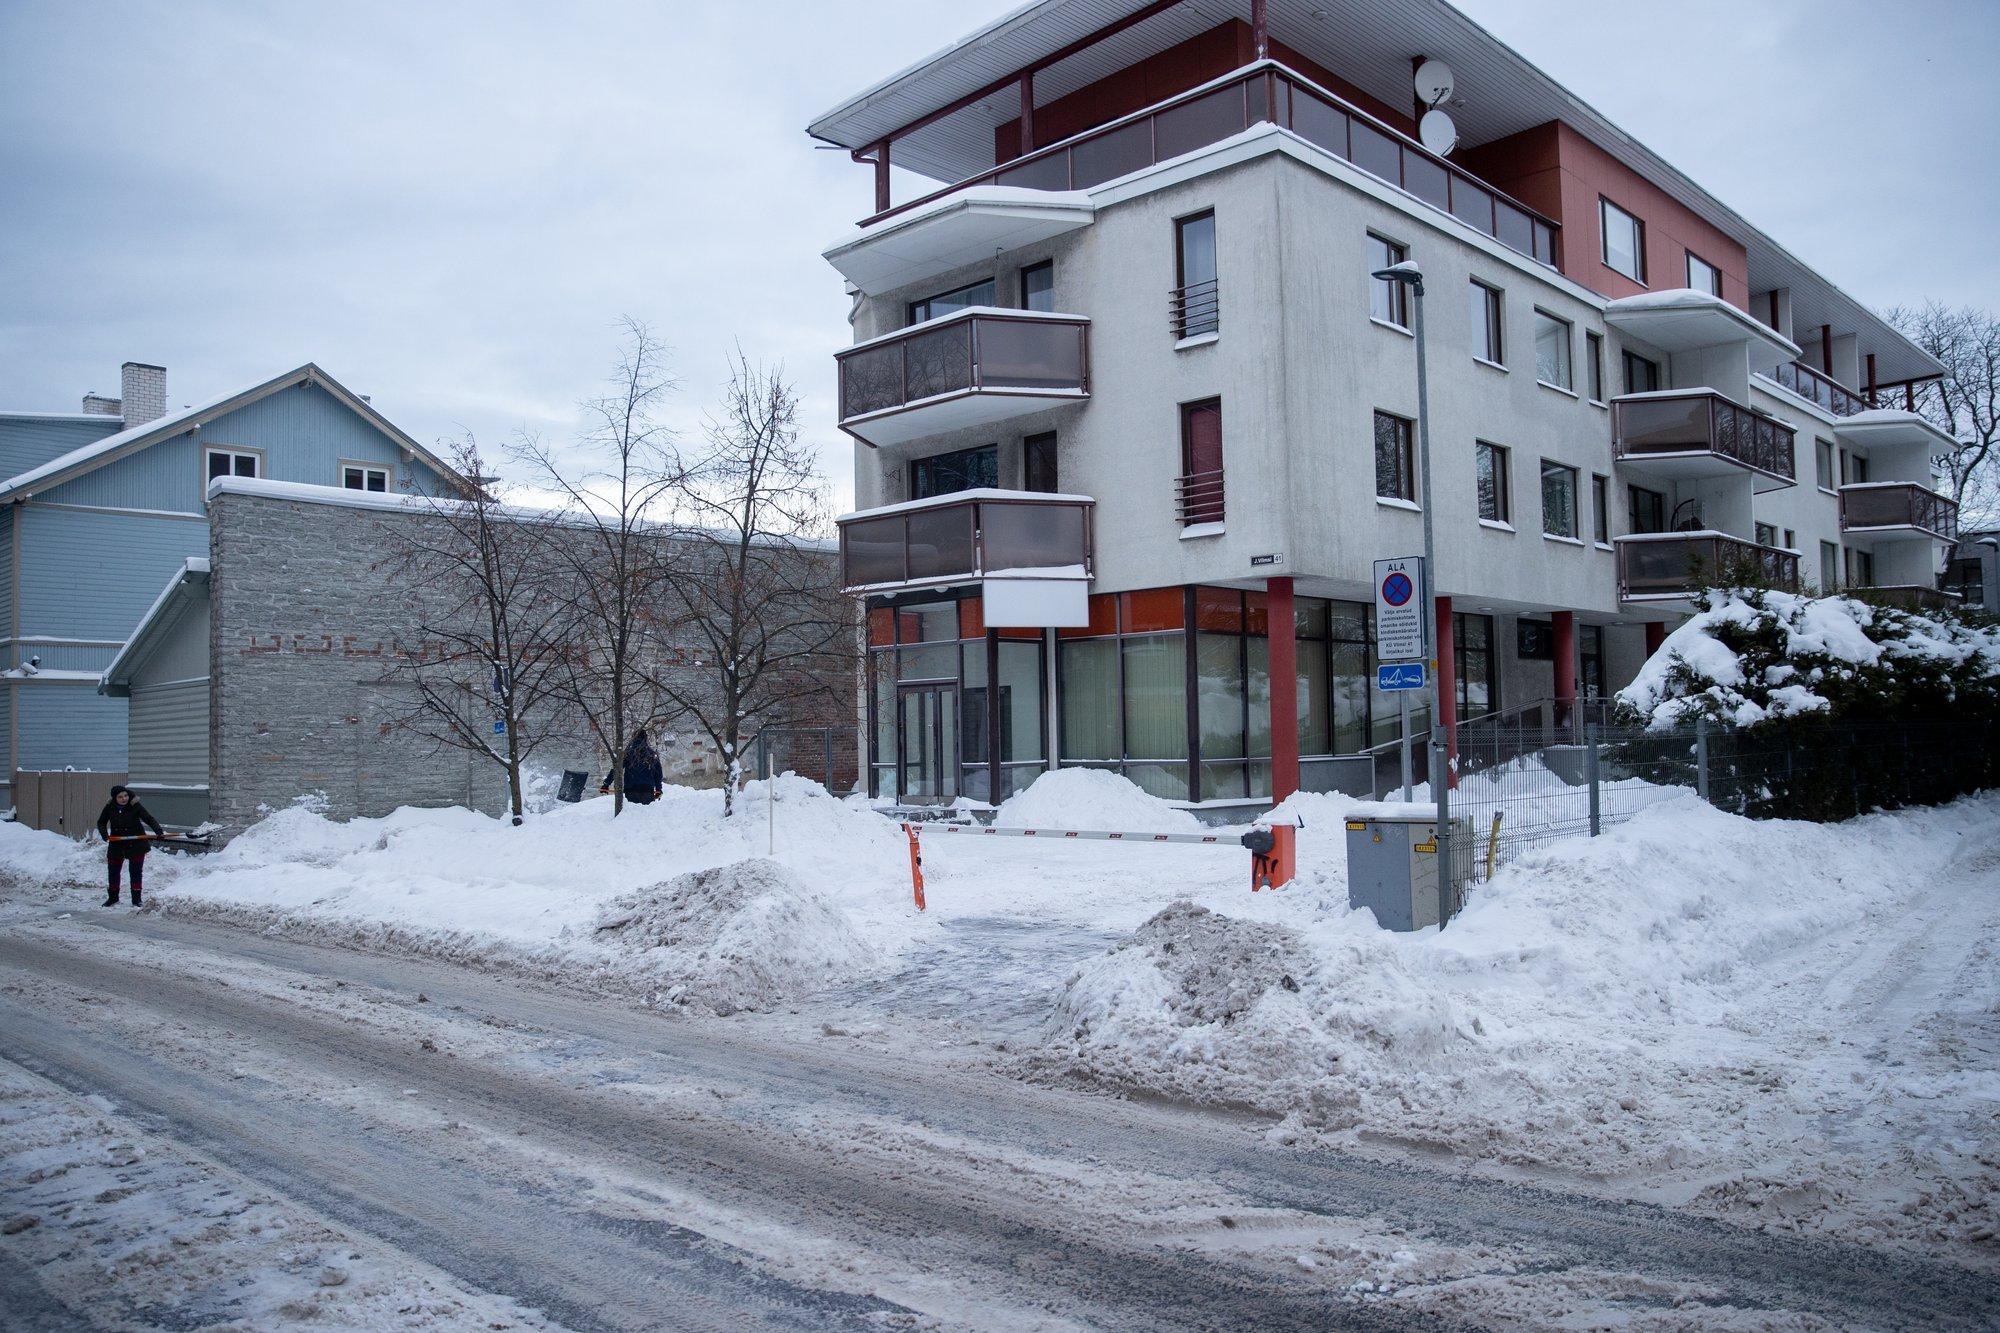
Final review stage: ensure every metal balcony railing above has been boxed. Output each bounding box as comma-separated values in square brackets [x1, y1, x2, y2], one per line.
[862, 61, 1560, 270]
[1170, 279, 1219, 340]
[837, 491, 1094, 593]
[1616, 531, 1801, 601]
[836, 309, 1089, 429]
[1612, 390, 1797, 484]
[1175, 469, 1224, 526]
[1763, 360, 1872, 417]
[1839, 482, 1959, 540]
[1852, 585, 1964, 612]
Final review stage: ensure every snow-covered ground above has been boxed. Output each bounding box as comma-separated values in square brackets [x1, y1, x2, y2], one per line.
[0, 1059, 547, 1329]
[4, 765, 1996, 1264]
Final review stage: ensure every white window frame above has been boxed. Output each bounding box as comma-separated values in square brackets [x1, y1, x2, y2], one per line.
[1686, 251, 1722, 296]
[202, 445, 264, 487]
[340, 460, 391, 493]
[1469, 279, 1504, 367]
[1600, 197, 1645, 283]
[1368, 233, 1411, 330]
[1534, 309, 1574, 392]
[1540, 459, 1580, 539]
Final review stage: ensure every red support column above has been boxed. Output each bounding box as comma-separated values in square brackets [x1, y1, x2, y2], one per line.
[1552, 610, 1576, 732]
[1251, 0, 1269, 58]
[1820, 323, 1834, 376]
[1268, 576, 1299, 804]
[1645, 620, 1667, 655]
[1434, 596, 1457, 788]
[1018, 73, 1035, 153]
[871, 141, 890, 214]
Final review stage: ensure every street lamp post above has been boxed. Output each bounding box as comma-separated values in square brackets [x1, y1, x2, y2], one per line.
[1372, 259, 1453, 928]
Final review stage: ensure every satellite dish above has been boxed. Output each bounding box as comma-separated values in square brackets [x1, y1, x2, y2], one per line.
[1419, 108, 1458, 157]
[1413, 59, 1455, 108]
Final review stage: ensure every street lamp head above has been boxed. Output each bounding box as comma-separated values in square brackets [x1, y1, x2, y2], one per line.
[1371, 259, 1425, 292]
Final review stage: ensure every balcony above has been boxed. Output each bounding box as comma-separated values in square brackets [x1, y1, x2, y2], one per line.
[1763, 360, 1870, 418]
[861, 62, 1559, 270]
[1612, 390, 1796, 491]
[1839, 483, 1959, 542]
[1852, 585, 1964, 613]
[836, 309, 1089, 448]
[837, 490, 1094, 626]
[1615, 532, 1800, 602]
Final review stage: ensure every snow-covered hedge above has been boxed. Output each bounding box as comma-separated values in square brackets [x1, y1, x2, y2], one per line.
[1614, 589, 2000, 819]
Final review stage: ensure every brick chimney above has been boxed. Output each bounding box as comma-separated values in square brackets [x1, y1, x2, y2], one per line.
[119, 362, 167, 426]
[80, 393, 122, 416]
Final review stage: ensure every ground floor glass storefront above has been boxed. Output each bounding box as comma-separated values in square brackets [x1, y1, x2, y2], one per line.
[865, 585, 1506, 805]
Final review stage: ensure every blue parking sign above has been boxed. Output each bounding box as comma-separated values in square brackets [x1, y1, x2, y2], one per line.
[1376, 662, 1426, 691]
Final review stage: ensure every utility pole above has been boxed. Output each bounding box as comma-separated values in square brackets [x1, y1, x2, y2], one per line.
[1374, 259, 1452, 927]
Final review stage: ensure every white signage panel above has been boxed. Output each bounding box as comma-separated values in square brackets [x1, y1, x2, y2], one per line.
[1373, 556, 1427, 662]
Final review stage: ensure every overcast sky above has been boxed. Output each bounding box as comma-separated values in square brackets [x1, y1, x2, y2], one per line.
[3, 0, 1995, 511]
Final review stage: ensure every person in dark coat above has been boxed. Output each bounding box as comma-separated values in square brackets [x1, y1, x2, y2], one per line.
[601, 729, 665, 806]
[96, 784, 163, 906]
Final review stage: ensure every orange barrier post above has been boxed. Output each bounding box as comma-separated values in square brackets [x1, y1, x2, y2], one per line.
[1242, 824, 1297, 892]
[901, 822, 926, 912]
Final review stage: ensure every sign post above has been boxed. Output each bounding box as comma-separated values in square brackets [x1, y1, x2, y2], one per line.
[1375, 559, 1427, 805]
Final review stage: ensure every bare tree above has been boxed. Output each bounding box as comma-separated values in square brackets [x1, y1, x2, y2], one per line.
[513, 318, 686, 813]
[383, 437, 580, 825]
[1885, 301, 2000, 526]
[646, 352, 854, 816]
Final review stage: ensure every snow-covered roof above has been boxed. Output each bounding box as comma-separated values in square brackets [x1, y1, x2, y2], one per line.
[0, 410, 124, 423]
[99, 558, 211, 696]
[0, 363, 471, 505]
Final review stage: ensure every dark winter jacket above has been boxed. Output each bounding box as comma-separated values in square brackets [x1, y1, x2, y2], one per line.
[604, 746, 664, 798]
[97, 788, 164, 844]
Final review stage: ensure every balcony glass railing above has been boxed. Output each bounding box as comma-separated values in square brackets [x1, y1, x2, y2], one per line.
[1763, 361, 1871, 417]
[837, 310, 1088, 427]
[1839, 483, 1959, 539]
[838, 491, 1093, 592]
[1616, 532, 1800, 600]
[1612, 391, 1796, 483]
[865, 61, 1559, 269]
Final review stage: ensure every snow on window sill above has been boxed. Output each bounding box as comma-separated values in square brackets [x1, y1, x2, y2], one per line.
[1588, 398, 1609, 409]
[1179, 521, 1225, 539]
[1478, 518, 1516, 533]
[1174, 331, 1219, 351]
[1473, 357, 1507, 373]
[1376, 496, 1421, 513]
[1537, 380, 1580, 399]
[1370, 318, 1414, 339]
[1543, 531, 1585, 547]
[1595, 541, 1615, 552]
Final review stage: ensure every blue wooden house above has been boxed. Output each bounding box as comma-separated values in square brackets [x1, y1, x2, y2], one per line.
[0, 360, 464, 813]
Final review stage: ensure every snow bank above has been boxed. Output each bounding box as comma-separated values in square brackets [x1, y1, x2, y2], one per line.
[995, 767, 1202, 833]
[0, 777, 923, 1013]
[1046, 791, 2000, 1255]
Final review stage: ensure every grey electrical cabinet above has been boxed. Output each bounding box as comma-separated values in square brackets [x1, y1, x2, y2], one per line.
[1344, 809, 1468, 931]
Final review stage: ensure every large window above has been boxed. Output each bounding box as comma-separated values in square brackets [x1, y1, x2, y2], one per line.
[1058, 591, 1187, 801]
[1175, 211, 1218, 338]
[1585, 331, 1605, 402]
[1374, 411, 1415, 502]
[1820, 541, 1841, 590]
[1623, 350, 1661, 394]
[1686, 251, 1722, 296]
[1369, 234, 1409, 328]
[1475, 441, 1510, 523]
[1180, 398, 1223, 524]
[1579, 625, 1606, 700]
[910, 444, 997, 500]
[1453, 613, 1498, 721]
[908, 278, 994, 325]
[1592, 474, 1610, 544]
[1470, 280, 1504, 365]
[1628, 484, 1666, 534]
[1600, 197, 1645, 282]
[1023, 431, 1058, 494]
[1021, 261, 1054, 313]
[1816, 438, 1837, 491]
[1541, 460, 1579, 538]
[1534, 310, 1574, 390]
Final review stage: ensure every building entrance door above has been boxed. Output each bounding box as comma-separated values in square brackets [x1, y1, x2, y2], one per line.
[897, 684, 958, 803]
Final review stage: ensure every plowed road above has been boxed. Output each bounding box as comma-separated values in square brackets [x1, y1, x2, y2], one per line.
[2, 908, 1994, 1330]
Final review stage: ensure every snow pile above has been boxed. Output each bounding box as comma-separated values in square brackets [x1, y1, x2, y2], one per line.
[0, 776, 923, 1013]
[589, 859, 868, 1015]
[1618, 588, 2000, 730]
[995, 767, 1203, 832]
[1046, 791, 2000, 1254]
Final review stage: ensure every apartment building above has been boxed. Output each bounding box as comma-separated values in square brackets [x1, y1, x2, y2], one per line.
[810, 0, 1957, 810]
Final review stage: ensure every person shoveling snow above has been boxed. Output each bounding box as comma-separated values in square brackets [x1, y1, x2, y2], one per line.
[95, 784, 165, 907]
